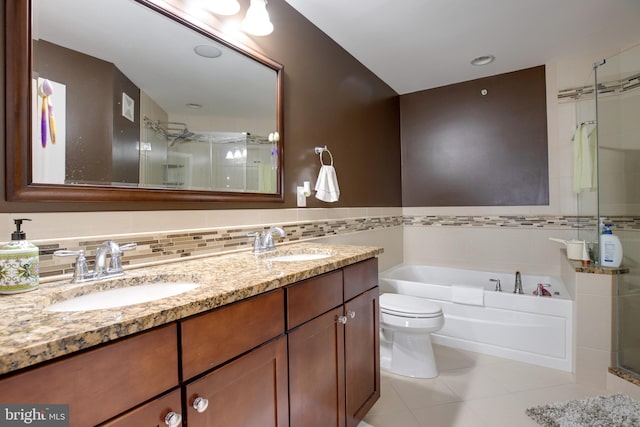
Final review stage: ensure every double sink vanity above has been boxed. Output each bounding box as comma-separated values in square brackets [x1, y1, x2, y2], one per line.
[0, 243, 382, 427]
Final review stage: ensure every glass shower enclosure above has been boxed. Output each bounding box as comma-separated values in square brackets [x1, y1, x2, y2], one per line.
[594, 43, 640, 377]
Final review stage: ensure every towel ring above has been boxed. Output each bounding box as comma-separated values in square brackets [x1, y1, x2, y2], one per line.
[314, 146, 334, 166]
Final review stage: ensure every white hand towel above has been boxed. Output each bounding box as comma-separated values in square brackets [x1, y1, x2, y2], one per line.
[451, 285, 484, 306]
[315, 165, 340, 202]
[572, 124, 598, 193]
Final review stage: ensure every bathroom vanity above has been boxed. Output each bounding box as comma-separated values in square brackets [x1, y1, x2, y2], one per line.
[0, 243, 381, 427]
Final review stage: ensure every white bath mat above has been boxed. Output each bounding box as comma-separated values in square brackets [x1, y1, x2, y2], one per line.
[526, 393, 640, 426]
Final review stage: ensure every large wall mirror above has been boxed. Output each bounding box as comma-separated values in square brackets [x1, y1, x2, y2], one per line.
[6, 0, 284, 202]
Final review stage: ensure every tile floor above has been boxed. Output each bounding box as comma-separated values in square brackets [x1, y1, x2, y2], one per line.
[362, 344, 613, 427]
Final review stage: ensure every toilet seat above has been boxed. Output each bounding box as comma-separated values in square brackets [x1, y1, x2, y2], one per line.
[380, 293, 443, 319]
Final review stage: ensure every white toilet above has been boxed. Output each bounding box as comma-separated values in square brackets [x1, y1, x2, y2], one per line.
[379, 293, 445, 378]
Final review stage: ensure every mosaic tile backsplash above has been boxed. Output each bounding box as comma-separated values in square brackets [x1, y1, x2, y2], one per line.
[36, 216, 403, 279]
[33, 214, 639, 280]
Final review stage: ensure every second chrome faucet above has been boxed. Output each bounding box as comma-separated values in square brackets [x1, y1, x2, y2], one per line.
[248, 227, 286, 253]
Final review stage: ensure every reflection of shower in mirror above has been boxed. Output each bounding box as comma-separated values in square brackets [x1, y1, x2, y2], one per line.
[140, 117, 277, 193]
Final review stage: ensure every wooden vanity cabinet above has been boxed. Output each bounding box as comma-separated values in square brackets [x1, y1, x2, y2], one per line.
[0, 257, 379, 427]
[287, 258, 380, 427]
[0, 325, 179, 427]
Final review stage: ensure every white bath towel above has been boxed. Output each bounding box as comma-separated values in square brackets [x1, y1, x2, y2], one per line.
[315, 165, 340, 202]
[451, 285, 484, 306]
[572, 123, 598, 193]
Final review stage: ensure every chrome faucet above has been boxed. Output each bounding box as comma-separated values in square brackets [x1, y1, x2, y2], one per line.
[263, 226, 285, 250]
[490, 278, 502, 292]
[95, 240, 121, 276]
[54, 240, 136, 283]
[514, 271, 523, 294]
[248, 226, 286, 253]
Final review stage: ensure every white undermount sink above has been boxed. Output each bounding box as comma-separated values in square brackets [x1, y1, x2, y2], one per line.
[267, 253, 332, 262]
[45, 282, 200, 312]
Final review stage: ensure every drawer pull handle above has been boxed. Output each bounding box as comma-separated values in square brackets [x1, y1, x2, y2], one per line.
[193, 396, 209, 413]
[337, 315, 348, 324]
[347, 310, 356, 319]
[165, 411, 182, 427]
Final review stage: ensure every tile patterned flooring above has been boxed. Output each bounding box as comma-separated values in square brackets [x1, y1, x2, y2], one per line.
[362, 344, 613, 427]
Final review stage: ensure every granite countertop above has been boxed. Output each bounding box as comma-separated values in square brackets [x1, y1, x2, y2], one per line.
[0, 243, 383, 376]
[563, 250, 630, 275]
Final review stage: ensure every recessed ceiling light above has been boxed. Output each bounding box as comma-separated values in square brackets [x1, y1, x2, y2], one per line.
[194, 45, 222, 58]
[186, 103, 203, 109]
[471, 55, 495, 66]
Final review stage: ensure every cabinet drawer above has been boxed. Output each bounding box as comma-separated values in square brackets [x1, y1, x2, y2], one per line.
[0, 325, 178, 427]
[181, 289, 284, 380]
[100, 388, 182, 427]
[343, 258, 378, 301]
[286, 270, 343, 329]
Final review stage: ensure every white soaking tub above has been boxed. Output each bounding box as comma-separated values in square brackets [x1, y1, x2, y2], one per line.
[379, 264, 573, 371]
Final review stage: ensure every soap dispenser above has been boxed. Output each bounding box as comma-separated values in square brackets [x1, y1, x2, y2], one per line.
[0, 218, 39, 294]
[600, 223, 623, 268]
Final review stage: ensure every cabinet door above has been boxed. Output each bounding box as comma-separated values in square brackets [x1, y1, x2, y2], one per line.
[289, 306, 346, 427]
[185, 336, 288, 427]
[100, 388, 182, 427]
[344, 287, 380, 427]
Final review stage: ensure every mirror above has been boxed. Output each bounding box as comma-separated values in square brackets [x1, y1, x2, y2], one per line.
[6, 0, 284, 202]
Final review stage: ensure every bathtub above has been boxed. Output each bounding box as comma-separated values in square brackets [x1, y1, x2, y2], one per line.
[380, 264, 573, 371]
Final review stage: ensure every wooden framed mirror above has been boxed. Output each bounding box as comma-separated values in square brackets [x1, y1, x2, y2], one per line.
[5, 0, 284, 203]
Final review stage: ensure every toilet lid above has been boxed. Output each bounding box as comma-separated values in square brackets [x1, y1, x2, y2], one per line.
[380, 293, 442, 317]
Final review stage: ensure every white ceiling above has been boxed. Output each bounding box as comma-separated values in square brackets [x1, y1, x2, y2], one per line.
[284, 0, 640, 95]
[34, 0, 277, 122]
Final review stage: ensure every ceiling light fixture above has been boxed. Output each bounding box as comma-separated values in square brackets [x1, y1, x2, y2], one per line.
[208, 0, 241, 16]
[471, 55, 495, 66]
[186, 103, 203, 109]
[242, 0, 274, 36]
[194, 45, 222, 58]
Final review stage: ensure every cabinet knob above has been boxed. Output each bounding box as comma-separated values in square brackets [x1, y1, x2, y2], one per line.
[193, 396, 209, 413]
[337, 315, 348, 324]
[164, 411, 182, 427]
[347, 310, 356, 319]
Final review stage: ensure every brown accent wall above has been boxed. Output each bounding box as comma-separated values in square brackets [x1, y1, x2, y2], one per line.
[1, 0, 402, 212]
[33, 40, 142, 185]
[33, 40, 114, 184]
[400, 66, 549, 206]
[111, 68, 141, 184]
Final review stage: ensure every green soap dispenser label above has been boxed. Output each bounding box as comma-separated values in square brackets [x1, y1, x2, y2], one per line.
[0, 219, 39, 294]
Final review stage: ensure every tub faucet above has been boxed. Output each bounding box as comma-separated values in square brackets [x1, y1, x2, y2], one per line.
[490, 278, 502, 292]
[514, 271, 523, 294]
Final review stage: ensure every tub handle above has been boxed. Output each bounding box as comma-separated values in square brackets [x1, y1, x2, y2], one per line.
[490, 278, 502, 292]
[536, 283, 551, 297]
